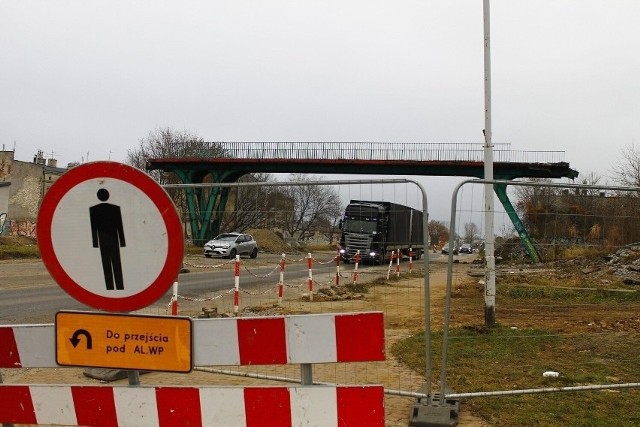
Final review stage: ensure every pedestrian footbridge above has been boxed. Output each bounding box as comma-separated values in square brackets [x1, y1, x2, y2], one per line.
[147, 141, 579, 260]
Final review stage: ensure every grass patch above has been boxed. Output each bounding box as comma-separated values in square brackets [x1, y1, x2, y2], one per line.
[184, 245, 203, 256]
[497, 270, 640, 302]
[392, 326, 640, 426]
[557, 245, 609, 259]
[392, 266, 640, 426]
[538, 244, 611, 261]
[500, 284, 640, 303]
[0, 236, 40, 259]
[344, 282, 369, 294]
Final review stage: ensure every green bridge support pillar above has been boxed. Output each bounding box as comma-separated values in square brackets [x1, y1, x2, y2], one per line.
[494, 183, 541, 263]
[172, 169, 237, 246]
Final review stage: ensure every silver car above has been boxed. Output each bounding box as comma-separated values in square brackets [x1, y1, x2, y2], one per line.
[204, 233, 258, 259]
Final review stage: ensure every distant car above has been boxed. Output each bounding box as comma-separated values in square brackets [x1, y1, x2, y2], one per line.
[459, 244, 473, 254]
[441, 243, 458, 255]
[204, 233, 258, 259]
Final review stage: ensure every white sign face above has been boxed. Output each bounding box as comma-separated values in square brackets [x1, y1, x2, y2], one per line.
[38, 162, 184, 312]
[51, 178, 167, 297]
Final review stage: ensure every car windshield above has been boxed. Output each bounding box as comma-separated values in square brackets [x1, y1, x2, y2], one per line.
[213, 234, 238, 241]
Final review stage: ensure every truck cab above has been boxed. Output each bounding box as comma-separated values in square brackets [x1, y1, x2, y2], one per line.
[339, 202, 387, 264]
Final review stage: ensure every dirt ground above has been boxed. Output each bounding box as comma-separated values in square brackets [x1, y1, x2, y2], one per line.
[1, 253, 490, 426]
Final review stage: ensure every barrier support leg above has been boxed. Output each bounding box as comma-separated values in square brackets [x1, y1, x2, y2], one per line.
[409, 384, 460, 427]
[127, 370, 140, 386]
[301, 364, 313, 386]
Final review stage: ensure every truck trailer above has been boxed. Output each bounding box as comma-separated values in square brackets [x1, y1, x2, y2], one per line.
[338, 200, 424, 264]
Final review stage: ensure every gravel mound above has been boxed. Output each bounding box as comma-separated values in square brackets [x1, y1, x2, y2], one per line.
[246, 228, 292, 254]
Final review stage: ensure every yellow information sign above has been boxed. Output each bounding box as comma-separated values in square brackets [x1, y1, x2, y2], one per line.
[55, 311, 192, 373]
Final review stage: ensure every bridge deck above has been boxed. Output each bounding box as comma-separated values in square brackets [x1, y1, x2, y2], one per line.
[146, 142, 578, 180]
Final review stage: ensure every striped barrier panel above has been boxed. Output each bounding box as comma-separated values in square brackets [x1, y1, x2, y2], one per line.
[1, 312, 386, 426]
[0, 384, 384, 427]
[0, 312, 385, 368]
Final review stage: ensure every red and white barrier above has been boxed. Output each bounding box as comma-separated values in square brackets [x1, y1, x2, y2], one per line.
[307, 253, 314, 301]
[278, 253, 285, 305]
[233, 255, 240, 314]
[395, 249, 401, 277]
[0, 324, 55, 367]
[0, 384, 384, 427]
[194, 312, 385, 366]
[335, 250, 341, 286]
[352, 250, 361, 284]
[0, 312, 385, 368]
[170, 280, 179, 315]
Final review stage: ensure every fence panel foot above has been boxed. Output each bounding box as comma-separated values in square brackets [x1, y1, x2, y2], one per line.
[409, 384, 459, 427]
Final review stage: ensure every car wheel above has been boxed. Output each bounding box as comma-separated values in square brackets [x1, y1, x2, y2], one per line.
[205, 254, 212, 258]
[228, 249, 237, 259]
[250, 248, 258, 259]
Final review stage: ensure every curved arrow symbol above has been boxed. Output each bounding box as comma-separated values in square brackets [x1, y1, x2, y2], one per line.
[70, 329, 93, 349]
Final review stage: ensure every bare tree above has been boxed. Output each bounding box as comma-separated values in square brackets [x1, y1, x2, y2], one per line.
[126, 127, 225, 184]
[576, 171, 603, 187]
[463, 222, 480, 244]
[220, 173, 276, 232]
[511, 172, 640, 245]
[126, 128, 227, 231]
[126, 127, 272, 242]
[279, 174, 342, 242]
[611, 142, 640, 188]
[513, 178, 558, 238]
[428, 220, 449, 247]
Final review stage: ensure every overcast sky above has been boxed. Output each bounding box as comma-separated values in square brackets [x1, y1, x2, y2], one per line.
[2, 1, 639, 221]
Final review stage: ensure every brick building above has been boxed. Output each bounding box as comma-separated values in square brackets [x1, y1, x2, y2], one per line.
[0, 150, 67, 237]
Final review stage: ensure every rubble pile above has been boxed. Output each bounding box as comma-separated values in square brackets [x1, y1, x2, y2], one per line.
[605, 244, 640, 285]
[495, 243, 640, 286]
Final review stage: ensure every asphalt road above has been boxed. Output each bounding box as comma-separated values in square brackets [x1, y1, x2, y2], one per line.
[0, 252, 446, 324]
[0, 255, 357, 324]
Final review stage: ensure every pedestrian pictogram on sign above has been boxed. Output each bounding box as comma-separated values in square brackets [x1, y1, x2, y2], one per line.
[90, 188, 126, 291]
[38, 161, 184, 312]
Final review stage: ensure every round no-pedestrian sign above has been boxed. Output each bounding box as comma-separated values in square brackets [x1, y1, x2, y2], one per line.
[38, 161, 184, 312]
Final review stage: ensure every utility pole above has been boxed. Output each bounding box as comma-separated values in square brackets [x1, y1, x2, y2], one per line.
[483, 0, 496, 326]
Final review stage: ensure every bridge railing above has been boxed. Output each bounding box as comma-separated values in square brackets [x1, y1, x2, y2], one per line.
[164, 141, 565, 164]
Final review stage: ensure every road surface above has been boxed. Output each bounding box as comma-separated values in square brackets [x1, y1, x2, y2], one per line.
[0, 251, 450, 324]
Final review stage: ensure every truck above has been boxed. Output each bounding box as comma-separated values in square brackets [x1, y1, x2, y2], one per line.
[338, 200, 425, 264]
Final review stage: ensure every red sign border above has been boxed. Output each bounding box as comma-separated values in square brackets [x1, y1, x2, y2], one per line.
[38, 161, 184, 312]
